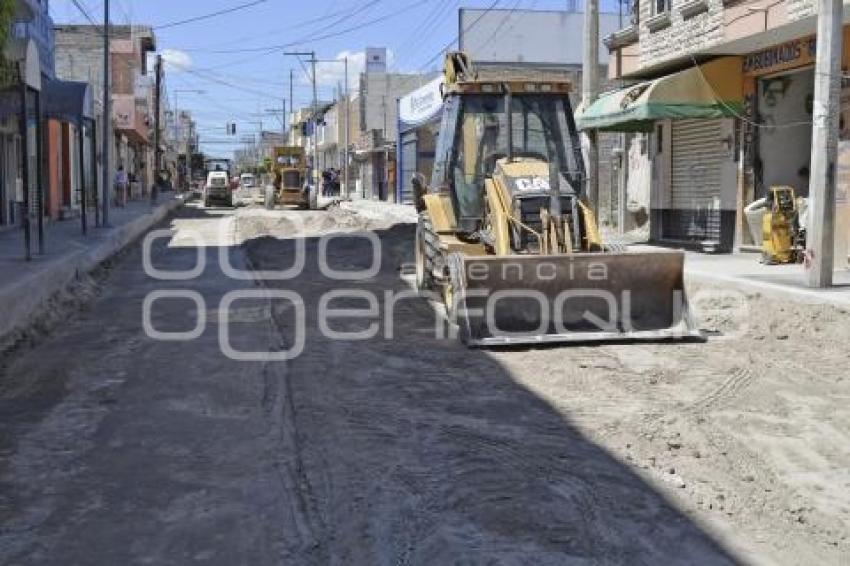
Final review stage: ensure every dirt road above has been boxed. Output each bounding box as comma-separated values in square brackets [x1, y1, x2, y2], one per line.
[0, 201, 847, 565]
[239, 202, 849, 565]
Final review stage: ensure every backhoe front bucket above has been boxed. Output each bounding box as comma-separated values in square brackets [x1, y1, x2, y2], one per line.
[448, 251, 702, 346]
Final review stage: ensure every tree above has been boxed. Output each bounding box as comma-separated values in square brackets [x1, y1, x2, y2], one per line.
[0, 0, 17, 87]
[0, 0, 13, 45]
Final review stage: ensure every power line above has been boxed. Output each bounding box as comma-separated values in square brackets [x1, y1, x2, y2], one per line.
[480, 0, 525, 49]
[69, 0, 97, 25]
[168, 59, 281, 100]
[154, 0, 269, 31]
[177, 0, 383, 53]
[688, 53, 814, 130]
[193, 0, 430, 54]
[392, 0, 456, 69]
[419, 0, 502, 71]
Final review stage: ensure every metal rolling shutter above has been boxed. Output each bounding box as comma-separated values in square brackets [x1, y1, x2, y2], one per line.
[668, 119, 723, 243]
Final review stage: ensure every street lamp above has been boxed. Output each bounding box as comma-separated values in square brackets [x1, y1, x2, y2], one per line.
[291, 55, 351, 198]
[317, 58, 350, 198]
[173, 89, 206, 139]
[172, 90, 205, 190]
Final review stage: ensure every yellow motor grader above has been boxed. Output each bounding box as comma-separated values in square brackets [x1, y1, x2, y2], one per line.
[414, 53, 701, 346]
[265, 146, 318, 210]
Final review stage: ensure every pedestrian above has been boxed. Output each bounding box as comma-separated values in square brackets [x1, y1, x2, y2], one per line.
[114, 165, 128, 208]
[151, 172, 162, 205]
[322, 169, 332, 197]
[331, 168, 341, 197]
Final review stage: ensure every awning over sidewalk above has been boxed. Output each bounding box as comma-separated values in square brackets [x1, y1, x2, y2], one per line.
[576, 57, 744, 132]
[43, 80, 94, 127]
[0, 38, 41, 120]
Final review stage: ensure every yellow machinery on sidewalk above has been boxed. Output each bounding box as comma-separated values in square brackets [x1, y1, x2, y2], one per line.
[761, 186, 806, 265]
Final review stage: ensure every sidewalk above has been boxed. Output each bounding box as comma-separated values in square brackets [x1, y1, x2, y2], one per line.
[0, 195, 186, 343]
[657, 247, 850, 308]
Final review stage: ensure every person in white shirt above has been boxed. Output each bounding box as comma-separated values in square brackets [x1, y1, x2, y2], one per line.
[114, 166, 128, 207]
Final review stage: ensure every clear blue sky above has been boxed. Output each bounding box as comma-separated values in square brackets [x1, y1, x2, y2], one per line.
[52, 0, 621, 157]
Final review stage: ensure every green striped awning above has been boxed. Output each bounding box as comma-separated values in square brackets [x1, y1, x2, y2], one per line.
[575, 57, 744, 132]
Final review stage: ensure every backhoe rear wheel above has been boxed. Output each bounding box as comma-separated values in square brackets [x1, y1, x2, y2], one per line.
[415, 212, 438, 291]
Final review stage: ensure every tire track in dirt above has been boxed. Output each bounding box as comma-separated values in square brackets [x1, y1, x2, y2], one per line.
[236, 213, 330, 564]
[688, 366, 757, 414]
[237, 203, 850, 563]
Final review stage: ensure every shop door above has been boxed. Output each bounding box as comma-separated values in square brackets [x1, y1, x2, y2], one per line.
[758, 68, 814, 199]
[668, 118, 725, 244]
[400, 136, 417, 204]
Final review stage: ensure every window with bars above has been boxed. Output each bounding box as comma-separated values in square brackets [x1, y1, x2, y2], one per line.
[653, 0, 671, 14]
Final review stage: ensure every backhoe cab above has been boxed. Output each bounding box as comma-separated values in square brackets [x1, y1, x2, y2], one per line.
[415, 52, 701, 346]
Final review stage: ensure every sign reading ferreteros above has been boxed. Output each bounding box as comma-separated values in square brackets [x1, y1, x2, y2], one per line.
[743, 37, 817, 77]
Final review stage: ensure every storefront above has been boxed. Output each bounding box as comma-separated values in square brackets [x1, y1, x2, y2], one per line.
[662, 116, 738, 251]
[739, 29, 850, 267]
[397, 76, 443, 204]
[577, 57, 743, 251]
[43, 79, 95, 224]
[0, 38, 42, 245]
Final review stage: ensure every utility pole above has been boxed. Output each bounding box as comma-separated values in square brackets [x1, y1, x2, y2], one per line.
[307, 56, 351, 197]
[582, 0, 600, 215]
[101, 0, 111, 226]
[806, 0, 843, 288]
[311, 51, 318, 186]
[18, 63, 30, 260]
[79, 117, 87, 235]
[284, 51, 318, 185]
[289, 68, 293, 142]
[153, 54, 162, 203]
[344, 56, 350, 199]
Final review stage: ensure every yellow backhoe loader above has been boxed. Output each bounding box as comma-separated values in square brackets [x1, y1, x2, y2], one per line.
[265, 146, 318, 210]
[413, 53, 701, 346]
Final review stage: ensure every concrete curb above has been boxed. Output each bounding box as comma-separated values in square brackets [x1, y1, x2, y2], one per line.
[686, 267, 850, 310]
[0, 197, 185, 344]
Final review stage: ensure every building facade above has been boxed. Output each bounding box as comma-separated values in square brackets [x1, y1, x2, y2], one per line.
[0, 0, 48, 230]
[600, 0, 850, 260]
[55, 25, 157, 204]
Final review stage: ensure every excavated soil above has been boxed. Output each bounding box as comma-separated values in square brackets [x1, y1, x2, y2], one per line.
[239, 202, 850, 565]
[0, 201, 845, 565]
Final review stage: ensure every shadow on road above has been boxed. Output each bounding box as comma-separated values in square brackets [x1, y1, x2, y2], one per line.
[241, 222, 742, 565]
[0, 205, 743, 564]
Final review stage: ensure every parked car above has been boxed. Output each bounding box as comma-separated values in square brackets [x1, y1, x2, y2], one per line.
[203, 171, 233, 207]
